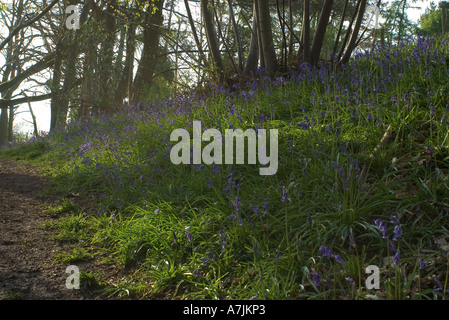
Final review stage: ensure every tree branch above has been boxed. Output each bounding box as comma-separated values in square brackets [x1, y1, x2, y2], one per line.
[0, 0, 59, 52]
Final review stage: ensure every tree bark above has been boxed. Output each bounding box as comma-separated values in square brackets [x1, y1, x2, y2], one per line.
[300, 0, 311, 63]
[200, 0, 224, 81]
[228, 0, 243, 72]
[98, 0, 117, 113]
[340, 0, 367, 65]
[257, 0, 278, 74]
[132, 0, 165, 102]
[332, 0, 349, 60]
[244, 2, 259, 76]
[310, 0, 334, 66]
[115, 24, 135, 105]
[184, 0, 208, 70]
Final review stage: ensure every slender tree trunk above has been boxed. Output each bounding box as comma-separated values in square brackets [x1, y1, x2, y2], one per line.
[244, 2, 259, 76]
[98, 0, 117, 113]
[228, 0, 243, 72]
[81, 29, 97, 118]
[332, 0, 349, 59]
[255, 0, 265, 69]
[310, 0, 334, 66]
[0, 108, 7, 144]
[132, 0, 164, 102]
[337, 0, 361, 62]
[257, 0, 278, 74]
[23, 93, 39, 138]
[50, 38, 63, 131]
[340, 0, 367, 65]
[184, 0, 208, 69]
[201, 0, 224, 81]
[300, 0, 311, 63]
[115, 24, 135, 105]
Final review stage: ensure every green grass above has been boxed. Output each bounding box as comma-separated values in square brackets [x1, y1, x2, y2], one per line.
[2, 36, 449, 300]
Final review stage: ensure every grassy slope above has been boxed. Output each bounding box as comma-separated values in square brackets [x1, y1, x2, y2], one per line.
[2, 36, 449, 300]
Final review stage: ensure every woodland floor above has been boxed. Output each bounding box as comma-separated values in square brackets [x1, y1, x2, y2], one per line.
[0, 156, 115, 300]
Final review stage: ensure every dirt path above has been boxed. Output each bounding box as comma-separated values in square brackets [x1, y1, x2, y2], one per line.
[0, 156, 87, 300]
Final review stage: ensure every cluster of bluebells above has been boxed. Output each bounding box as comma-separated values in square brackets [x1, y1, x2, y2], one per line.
[318, 245, 343, 264]
[6, 34, 447, 298]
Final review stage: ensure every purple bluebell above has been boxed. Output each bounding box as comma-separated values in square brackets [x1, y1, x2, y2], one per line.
[319, 245, 333, 259]
[393, 225, 402, 241]
[390, 216, 400, 224]
[185, 229, 192, 242]
[311, 271, 321, 286]
[281, 185, 288, 203]
[419, 259, 428, 269]
[335, 255, 343, 264]
[374, 219, 387, 239]
[233, 196, 242, 213]
[393, 252, 400, 266]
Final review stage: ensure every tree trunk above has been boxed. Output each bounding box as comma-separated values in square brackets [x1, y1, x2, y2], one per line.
[52, 0, 92, 130]
[98, 0, 117, 113]
[300, 0, 311, 63]
[184, 0, 208, 70]
[244, 2, 259, 76]
[115, 24, 135, 105]
[340, 0, 367, 65]
[200, 0, 224, 81]
[132, 0, 164, 102]
[0, 108, 8, 145]
[332, 0, 349, 60]
[228, 0, 243, 72]
[50, 38, 63, 131]
[310, 0, 334, 66]
[257, 0, 278, 74]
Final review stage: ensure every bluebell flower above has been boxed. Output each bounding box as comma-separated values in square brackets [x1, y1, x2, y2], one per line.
[393, 225, 402, 241]
[374, 219, 387, 239]
[250, 205, 259, 215]
[389, 240, 397, 252]
[281, 185, 288, 203]
[233, 196, 242, 213]
[393, 252, 400, 266]
[185, 228, 192, 242]
[319, 245, 333, 259]
[390, 216, 400, 224]
[311, 271, 321, 286]
[419, 259, 428, 270]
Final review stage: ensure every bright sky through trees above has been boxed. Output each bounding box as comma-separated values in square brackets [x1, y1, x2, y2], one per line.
[3, 0, 435, 135]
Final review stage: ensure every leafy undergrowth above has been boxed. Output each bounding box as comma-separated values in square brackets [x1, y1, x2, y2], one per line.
[2, 35, 449, 300]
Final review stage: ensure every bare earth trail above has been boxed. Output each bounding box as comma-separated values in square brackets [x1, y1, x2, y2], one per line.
[0, 156, 85, 300]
